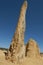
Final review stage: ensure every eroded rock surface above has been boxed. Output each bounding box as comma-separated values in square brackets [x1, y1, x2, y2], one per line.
[5, 1, 27, 63]
[5, 1, 43, 65]
[26, 39, 40, 58]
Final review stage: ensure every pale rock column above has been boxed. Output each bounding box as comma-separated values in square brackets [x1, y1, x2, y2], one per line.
[6, 1, 28, 63]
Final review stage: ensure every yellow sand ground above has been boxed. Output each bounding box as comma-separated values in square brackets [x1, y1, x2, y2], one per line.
[0, 50, 43, 65]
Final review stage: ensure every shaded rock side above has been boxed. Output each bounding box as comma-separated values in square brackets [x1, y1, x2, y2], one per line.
[5, 1, 28, 63]
[26, 39, 40, 58]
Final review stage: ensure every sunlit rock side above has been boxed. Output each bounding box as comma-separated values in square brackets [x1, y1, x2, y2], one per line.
[5, 1, 28, 63]
[26, 39, 40, 58]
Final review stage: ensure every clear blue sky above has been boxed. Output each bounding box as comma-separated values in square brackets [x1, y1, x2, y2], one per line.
[0, 0, 43, 52]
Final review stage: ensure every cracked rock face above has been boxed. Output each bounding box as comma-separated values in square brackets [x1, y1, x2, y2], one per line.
[26, 39, 40, 58]
[5, 1, 27, 63]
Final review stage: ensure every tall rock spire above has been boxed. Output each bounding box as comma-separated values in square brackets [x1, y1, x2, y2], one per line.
[9, 1, 28, 55]
[12, 1, 27, 45]
[5, 1, 28, 63]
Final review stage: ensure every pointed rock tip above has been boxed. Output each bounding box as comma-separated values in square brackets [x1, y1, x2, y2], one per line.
[23, 0, 28, 8]
[28, 38, 37, 44]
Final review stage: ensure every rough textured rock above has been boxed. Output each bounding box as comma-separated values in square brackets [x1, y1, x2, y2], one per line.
[26, 39, 40, 58]
[5, 0, 42, 64]
[5, 1, 27, 63]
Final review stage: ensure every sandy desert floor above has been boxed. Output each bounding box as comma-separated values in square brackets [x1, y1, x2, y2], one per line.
[0, 50, 43, 65]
